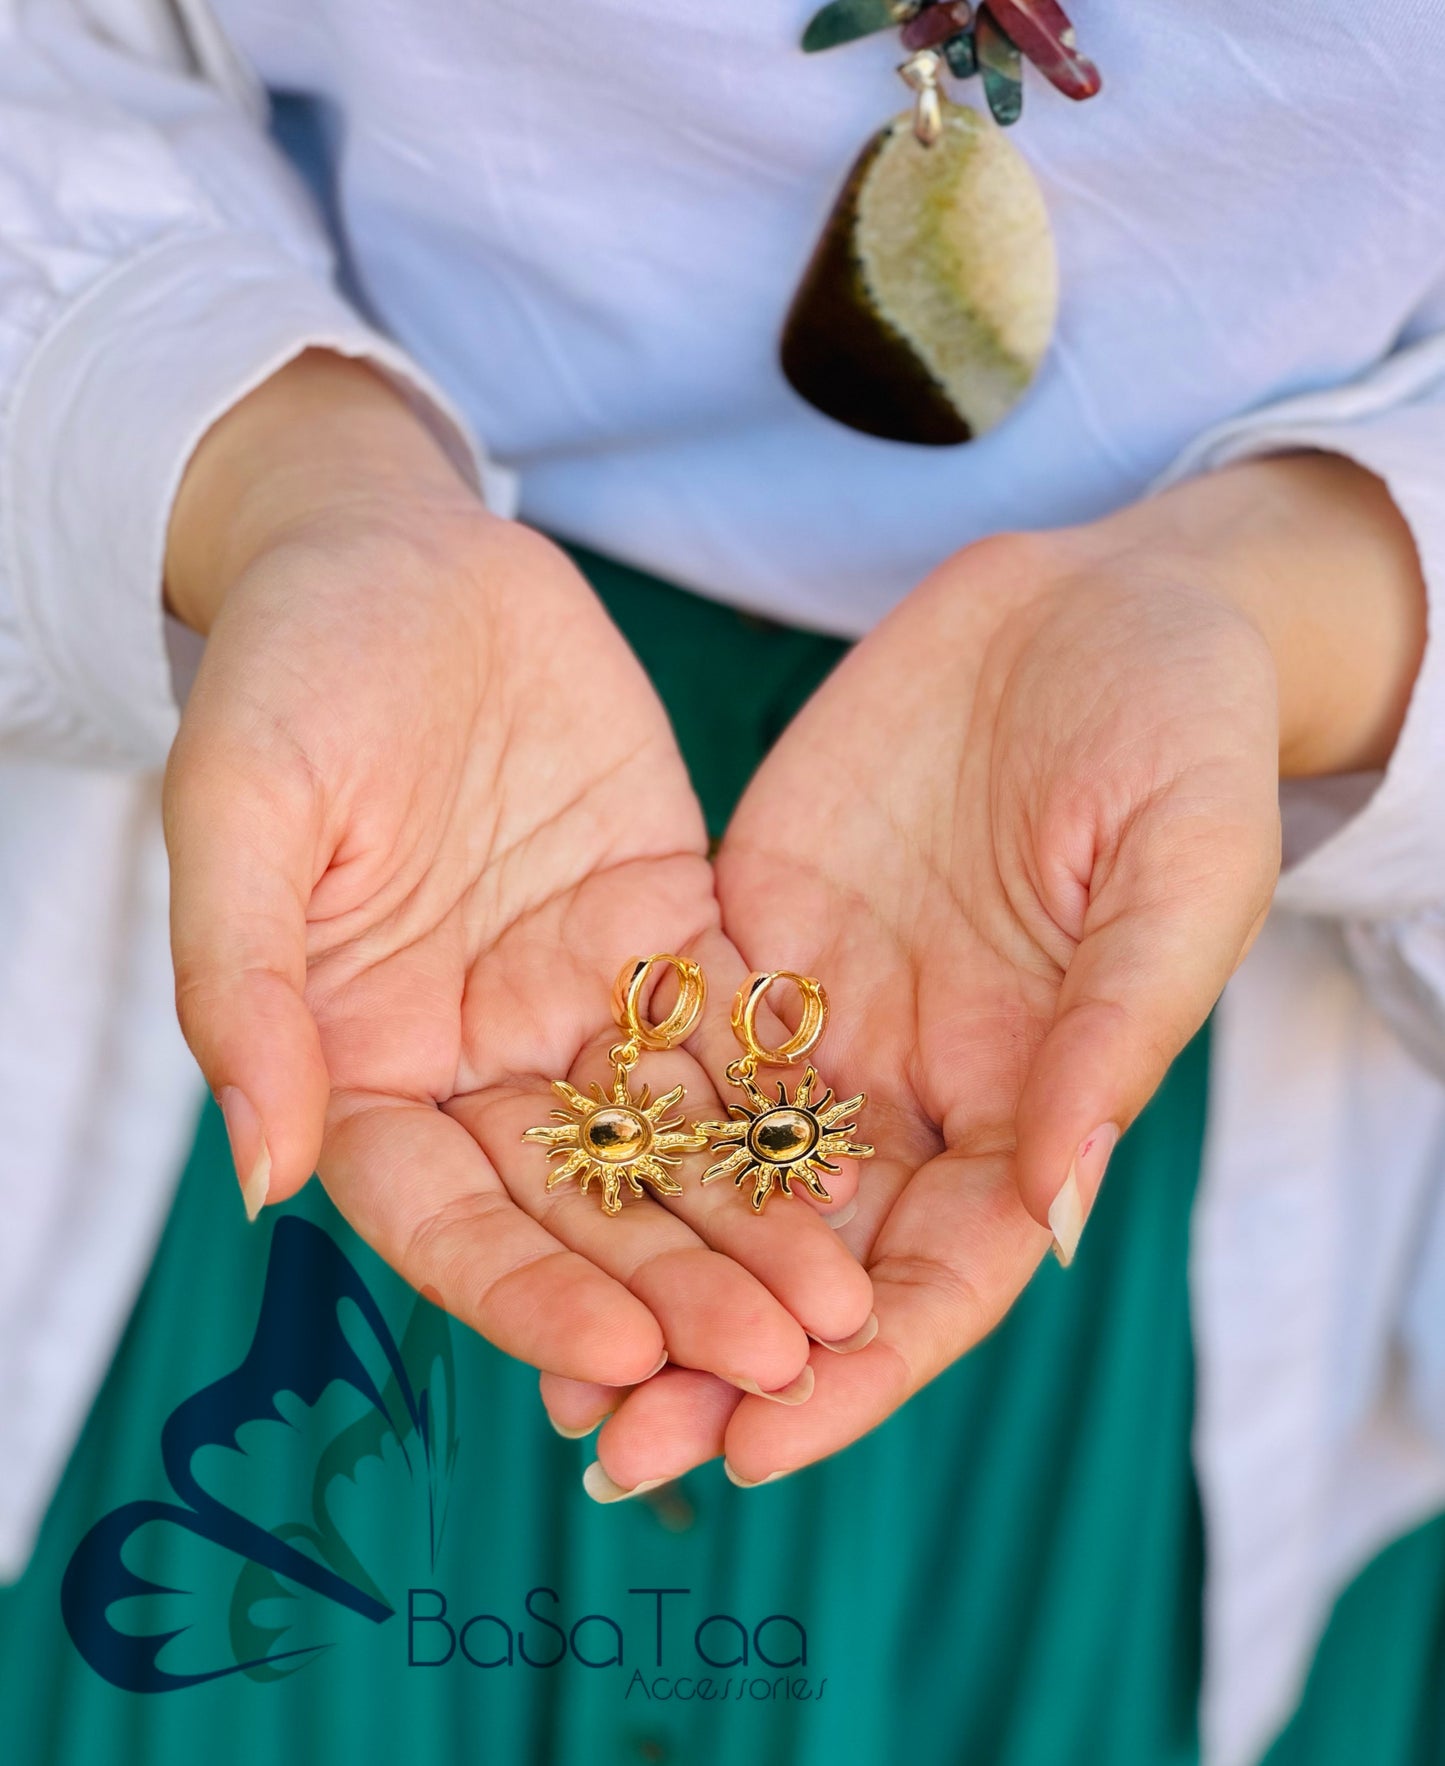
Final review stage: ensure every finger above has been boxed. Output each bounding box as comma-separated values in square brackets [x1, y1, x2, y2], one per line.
[447, 1083, 818, 1398]
[586, 1144, 1010, 1490]
[721, 1149, 1047, 1483]
[323, 1092, 665, 1385]
[582, 1367, 740, 1501]
[538, 1371, 632, 1439]
[1012, 812, 1276, 1262]
[583, 1306, 882, 1488]
[163, 733, 330, 1216]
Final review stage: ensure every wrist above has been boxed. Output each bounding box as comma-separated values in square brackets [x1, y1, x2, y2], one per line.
[1067, 454, 1427, 778]
[164, 349, 477, 635]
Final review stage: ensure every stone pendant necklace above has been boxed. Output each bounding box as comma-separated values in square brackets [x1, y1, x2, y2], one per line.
[781, 0, 1101, 445]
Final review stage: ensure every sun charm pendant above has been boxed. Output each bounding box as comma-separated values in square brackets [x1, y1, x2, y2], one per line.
[524, 1072, 700, 1216]
[698, 970, 875, 1216]
[522, 954, 709, 1217]
[697, 1065, 872, 1214]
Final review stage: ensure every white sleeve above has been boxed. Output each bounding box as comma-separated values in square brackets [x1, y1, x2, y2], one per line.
[1156, 331, 1445, 1079]
[0, 0, 494, 770]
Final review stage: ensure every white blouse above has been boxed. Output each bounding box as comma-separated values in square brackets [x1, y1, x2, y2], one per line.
[0, 4, 1443, 1762]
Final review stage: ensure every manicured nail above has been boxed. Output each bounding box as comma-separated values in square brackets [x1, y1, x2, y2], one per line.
[1049, 1123, 1120, 1267]
[813, 1312, 878, 1355]
[549, 1410, 614, 1441]
[219, 1086, 271, 1222]
[582, 1463, 668, 1504]
[821, 1199, 858, 1229]
[724, 1462, 790, 1489]
[730, 1366, 815, 1406]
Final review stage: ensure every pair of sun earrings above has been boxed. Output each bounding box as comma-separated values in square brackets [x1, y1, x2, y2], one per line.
[523, 954, 874, 1217]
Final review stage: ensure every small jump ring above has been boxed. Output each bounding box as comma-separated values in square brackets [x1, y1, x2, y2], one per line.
[731, 971, 829, 1066]
[611, 955, 707, 1052]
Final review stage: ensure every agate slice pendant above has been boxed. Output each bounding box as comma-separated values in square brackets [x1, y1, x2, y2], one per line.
[780, 96, 1058, 446]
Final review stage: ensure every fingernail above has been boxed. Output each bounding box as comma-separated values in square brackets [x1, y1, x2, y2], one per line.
[582, 1463, 668, 1504]
[724, 1462, 790, 1489]
[730, 1366, 815, 1406]
[219, 1086, 271, 1222]
[643, 1350, 668, 1379]
[813, 1312, 878, 1355]
[1049, 1123, 1120, 1268]
[821, 1199, 857, 1230]
[550, 1411, 613, 1441]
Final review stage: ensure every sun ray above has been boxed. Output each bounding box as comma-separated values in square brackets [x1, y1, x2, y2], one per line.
[551, 1078, 599, 1118]
[645, 1084, 686, 1121]
[522, 1122, 580, 1149]
[629, 1157, 685, 1198]
[737, 1073, 771, 1112]
[701, 1144, 754, 1186]
[797, 1166, 833, 1202]
[819, 1093, 865, 1128]
[693, 1118, 747, 1148]
[653, 1127, 699, 1157]
[543, 1148, 590, 1189]
[594, 1169, 626, 1215]
[820, 1133, 873, 1159]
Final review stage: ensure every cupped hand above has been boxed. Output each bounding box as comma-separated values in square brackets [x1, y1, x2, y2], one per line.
[162, 353, 872, 1399]
[554, 503, 1292, 1487]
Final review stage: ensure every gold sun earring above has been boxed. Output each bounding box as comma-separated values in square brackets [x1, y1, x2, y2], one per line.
[695, 970, 874, 1215]
[522, 955, 708, 1216]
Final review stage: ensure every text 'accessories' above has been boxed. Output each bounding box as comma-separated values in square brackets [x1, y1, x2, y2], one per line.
[782, 0, 1100, 445]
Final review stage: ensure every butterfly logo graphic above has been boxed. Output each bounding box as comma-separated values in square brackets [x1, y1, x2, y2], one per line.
[62, 1216, 458, 1692]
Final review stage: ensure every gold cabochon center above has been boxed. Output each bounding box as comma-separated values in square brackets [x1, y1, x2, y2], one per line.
[583, 1106, 654, 1165]
[747, 1107, 822, 1166]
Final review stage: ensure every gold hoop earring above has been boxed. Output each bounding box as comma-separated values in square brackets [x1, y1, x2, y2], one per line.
[696, 970, 874, 1215]
[522, 955, 708, 1216]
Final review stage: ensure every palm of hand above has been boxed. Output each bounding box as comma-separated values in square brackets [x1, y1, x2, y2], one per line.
[166, 510, 871, 1396]
[586, 535, 1281, 1483]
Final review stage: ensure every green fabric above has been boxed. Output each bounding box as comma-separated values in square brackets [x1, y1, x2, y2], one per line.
[1, 548, 1441, 1766]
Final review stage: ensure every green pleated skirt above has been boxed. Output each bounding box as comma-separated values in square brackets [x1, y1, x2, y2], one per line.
[5, 549, 1445, 1766]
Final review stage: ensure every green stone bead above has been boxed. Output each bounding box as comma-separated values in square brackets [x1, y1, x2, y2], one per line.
[801, 0, 914, 54]
[976, 8, 1023, 125]
[943, 27, 978, 77]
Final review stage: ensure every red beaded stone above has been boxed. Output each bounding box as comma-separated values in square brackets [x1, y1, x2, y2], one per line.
[981, 0, 1100, 99]
[900, 1, 973, 52]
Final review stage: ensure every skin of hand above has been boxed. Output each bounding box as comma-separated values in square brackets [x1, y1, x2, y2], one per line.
[544, 453, 1428, 1491]
[161, 350, 873, 1402]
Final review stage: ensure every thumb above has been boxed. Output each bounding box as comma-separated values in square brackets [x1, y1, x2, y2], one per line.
[1013, 815, 1277, 1265]
[163, 734, 331, 1219]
